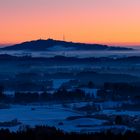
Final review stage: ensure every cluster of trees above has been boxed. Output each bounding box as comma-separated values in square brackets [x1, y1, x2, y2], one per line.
[14, 88, 91, 103]
[97, 82, 140, 100]
[0, 88, 92, 103]
[0, 125, 139, 140]
[53, 88, 91, 101]
[0, 86, 4, 97]
[73, 102, 101, 115]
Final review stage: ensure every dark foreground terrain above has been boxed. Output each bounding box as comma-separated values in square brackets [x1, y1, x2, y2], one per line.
[0, 125, 140, 140]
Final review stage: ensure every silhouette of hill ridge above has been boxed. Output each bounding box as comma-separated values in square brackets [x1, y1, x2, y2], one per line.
[1, 38, 132, 51]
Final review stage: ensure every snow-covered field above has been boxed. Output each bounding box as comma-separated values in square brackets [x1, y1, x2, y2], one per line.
[0, 104, 138, 133]
[102, 109, 140, 117]
[81, 88, 98, 98]
[53, 79, 71, 89]
[0, 105, 79, 131]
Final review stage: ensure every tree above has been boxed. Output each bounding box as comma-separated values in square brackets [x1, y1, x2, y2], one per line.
[88, 81, 95, 88]
[115, 115, 123, 125]
[0, 85, 4, 99]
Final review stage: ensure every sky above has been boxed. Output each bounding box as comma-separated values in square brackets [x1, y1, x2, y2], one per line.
[0, 0, 140, 46]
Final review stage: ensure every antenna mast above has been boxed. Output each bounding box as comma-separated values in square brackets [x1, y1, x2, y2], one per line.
[63, 34, 65, 41]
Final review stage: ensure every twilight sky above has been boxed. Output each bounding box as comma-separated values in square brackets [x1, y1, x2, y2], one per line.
[0, 0, 140, 46]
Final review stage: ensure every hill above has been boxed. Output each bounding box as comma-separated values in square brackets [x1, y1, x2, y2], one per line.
[1, 39, 132, 51]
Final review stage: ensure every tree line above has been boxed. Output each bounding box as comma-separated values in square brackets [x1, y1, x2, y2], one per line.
[0, 88, 92, 103]
[0, 125, 139, 140]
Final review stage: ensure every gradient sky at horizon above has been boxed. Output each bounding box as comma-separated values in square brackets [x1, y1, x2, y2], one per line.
[1, 0, 140, 46]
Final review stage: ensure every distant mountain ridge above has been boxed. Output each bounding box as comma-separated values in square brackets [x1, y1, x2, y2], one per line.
[1, 39, 132, 51]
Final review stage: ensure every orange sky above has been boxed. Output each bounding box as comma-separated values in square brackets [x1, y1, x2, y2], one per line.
[1, 0, 140, 46]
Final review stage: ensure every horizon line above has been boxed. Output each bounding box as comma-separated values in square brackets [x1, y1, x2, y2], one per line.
[1, 38, 140, 48]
